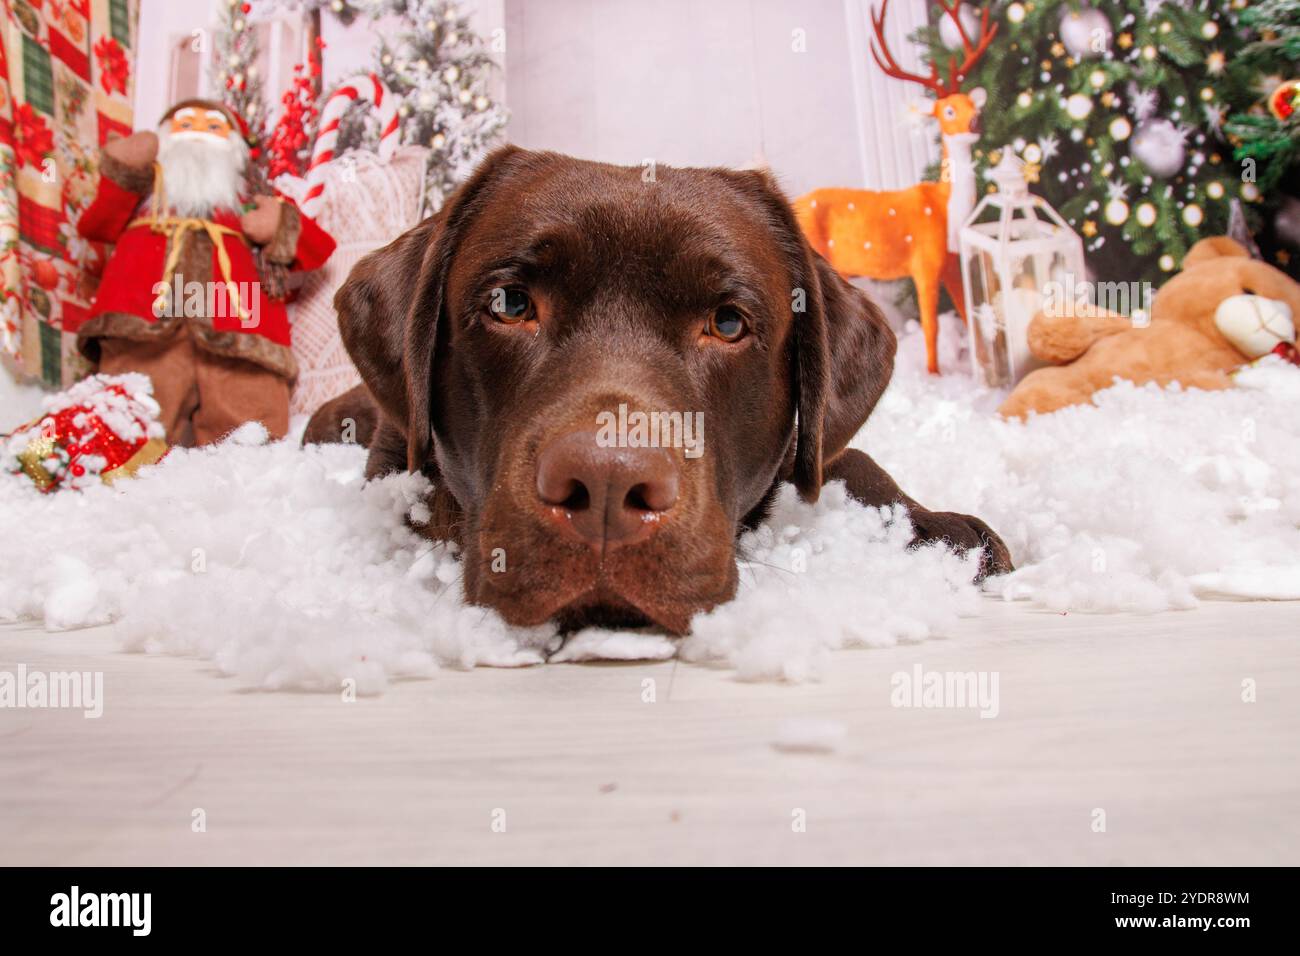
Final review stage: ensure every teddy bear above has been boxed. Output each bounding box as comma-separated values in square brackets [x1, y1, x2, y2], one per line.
[1000, 237, 1300, 419]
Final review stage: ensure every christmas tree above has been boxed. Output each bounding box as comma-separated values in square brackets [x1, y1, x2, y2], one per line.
[914, 1, 1255, 288]
[1226, 0, 1299, 192]
[211, 0, 270, 174]
[1225, 0, 1300, 272]
[345, 0, 508, 211]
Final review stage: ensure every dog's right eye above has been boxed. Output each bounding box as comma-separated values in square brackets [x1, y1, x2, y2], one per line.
[488, 287, 534, 324]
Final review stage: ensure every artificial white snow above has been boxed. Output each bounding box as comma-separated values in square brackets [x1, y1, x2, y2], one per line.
[548, 629, 678, 663]
[2, 320, 1299, 691]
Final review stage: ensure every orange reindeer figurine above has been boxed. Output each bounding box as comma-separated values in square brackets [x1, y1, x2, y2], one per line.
[794, 0, 997, 374]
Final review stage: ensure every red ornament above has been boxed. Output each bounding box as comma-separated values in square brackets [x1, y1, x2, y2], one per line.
[1269, 80, 1299, 122]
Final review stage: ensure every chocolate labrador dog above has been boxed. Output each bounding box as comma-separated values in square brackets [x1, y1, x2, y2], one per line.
[305, 145, 1012, 633]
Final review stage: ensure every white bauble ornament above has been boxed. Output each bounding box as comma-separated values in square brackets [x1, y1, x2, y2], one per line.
[938, 3, 980, 49]
[1105, 199, 1129, 225]
[1214, 295, 1295, 359]
[1109, 117, 1131, 140]
[1136, 203, 1157, 227]
[1207, 181, 1224, 199]
[1060, 6, 1112, 59]
[1066, 93, 1093, 120]
[1007, 2, 1026, 24]
[1242, 182, 1260, 202]
[1131, 119, 1185, 178]
[1159, 255, 1175, 271]
[1182, 204, 1203, 227]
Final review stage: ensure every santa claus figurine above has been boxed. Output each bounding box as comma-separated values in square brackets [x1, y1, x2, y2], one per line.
[74, 100, 335, 445]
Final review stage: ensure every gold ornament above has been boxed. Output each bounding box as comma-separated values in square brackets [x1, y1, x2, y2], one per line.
[1117, 32, 1132, 50]
[1082, 220, 1097, 237]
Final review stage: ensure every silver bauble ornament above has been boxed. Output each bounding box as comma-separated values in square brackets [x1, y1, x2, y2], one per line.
[1131, 119, 1185, 178]
[1059, 6, 1112, 59]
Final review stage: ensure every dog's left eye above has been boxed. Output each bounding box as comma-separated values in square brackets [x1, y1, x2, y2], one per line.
[488, 287, 533, 323]
[708, 306, 748, 342]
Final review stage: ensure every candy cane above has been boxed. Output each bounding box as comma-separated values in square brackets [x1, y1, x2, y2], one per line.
[301, 72, 400, 216]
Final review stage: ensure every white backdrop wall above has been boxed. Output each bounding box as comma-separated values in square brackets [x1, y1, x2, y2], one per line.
[133, 0, 932, 198]
[503, 0, 937, 197]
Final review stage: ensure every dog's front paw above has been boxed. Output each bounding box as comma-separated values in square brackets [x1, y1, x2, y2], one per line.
[908, 509, 1014, 580]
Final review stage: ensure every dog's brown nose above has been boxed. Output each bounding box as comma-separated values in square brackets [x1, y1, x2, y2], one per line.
[536, 430, 679, 551]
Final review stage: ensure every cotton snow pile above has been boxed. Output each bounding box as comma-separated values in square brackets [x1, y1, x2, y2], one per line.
[2, 320, 1298, 690]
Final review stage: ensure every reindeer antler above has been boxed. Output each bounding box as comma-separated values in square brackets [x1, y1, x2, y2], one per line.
[937, 1, 998, 90]
[870, 0, 998, 99]
[870, 0, 947, 97]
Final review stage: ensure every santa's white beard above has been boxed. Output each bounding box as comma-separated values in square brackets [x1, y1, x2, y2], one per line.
[156, 132, 247, 218]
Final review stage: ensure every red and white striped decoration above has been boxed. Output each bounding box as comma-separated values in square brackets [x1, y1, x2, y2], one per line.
[301, 73, 401, 216]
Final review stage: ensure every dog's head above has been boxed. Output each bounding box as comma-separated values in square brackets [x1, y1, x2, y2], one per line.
[337, 146, 894, 633]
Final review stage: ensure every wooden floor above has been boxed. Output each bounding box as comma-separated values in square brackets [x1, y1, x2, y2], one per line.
[1, 599, 1297, 866]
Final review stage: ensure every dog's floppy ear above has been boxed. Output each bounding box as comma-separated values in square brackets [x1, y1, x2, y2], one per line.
[335, 144, 525, 471]
[715, 168, 896, 502]
[792, 250, 897, 501]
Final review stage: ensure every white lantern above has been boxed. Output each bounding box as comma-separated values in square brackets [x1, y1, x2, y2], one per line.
[959, 152, 1086, 388]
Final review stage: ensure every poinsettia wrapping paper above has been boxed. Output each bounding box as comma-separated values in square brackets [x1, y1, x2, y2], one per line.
[0, 0, 138, 386]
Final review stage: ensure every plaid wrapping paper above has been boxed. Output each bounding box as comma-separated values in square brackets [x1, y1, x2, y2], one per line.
[1, 0, 136, 387]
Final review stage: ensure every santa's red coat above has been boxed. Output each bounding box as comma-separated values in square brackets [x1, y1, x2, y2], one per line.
[75, 159, 335, 378]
